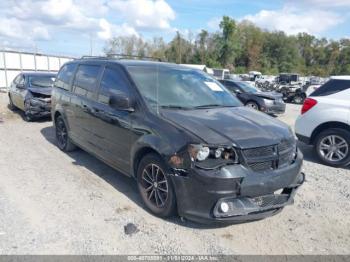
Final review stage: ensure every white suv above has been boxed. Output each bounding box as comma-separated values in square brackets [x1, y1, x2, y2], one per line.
[295, 76, 350, 167]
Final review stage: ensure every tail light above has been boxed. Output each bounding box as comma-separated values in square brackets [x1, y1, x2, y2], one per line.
[301, 98, 317, 115]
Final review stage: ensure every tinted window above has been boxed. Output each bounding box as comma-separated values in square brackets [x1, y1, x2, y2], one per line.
[311, 79, 350, 97]
[73, 64, 101, 99]
[98, 66, 130, 104]
[56, 63, 76, 90]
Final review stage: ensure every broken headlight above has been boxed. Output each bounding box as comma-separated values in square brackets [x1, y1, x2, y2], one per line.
[189, 144, 240, 169]
[168, 144, 240, 170]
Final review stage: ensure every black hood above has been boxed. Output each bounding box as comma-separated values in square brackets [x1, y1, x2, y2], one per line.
[160, 107, 293, 149]
[255, 91, 282, 100]
[28, 87, 52, 96]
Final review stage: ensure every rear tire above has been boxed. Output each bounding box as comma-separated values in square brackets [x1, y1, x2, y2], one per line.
[137, 153, 176, 218]
[55, 115, 76, 152]
[314, 128, 350, 167]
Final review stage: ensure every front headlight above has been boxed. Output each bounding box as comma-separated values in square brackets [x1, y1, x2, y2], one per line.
[189, 144, 239, 164]
[188, 144, 210, 161]
[263, 98, 274, 106]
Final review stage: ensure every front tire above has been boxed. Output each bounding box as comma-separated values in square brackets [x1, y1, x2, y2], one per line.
[315, 128, 350, 167]
[293, 94, 306, 104]
[24, 100, 33, 122]
[245, 101, 259, 111]
[137, 153, 176, 218]
[8, 94, 16, 110]
[55, 115, 76, 152]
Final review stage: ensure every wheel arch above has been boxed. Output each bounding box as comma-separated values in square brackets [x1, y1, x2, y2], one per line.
[311, 121, 350, 144]
[132, 146, 163, 178]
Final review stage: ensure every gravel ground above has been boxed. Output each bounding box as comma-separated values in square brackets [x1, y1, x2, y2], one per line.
[0, 92, 349, 255]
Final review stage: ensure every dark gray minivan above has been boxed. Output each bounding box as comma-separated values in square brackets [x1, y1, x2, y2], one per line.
[51, 57, 304, 224]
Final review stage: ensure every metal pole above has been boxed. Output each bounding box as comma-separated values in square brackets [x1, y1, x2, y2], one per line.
[3, 51, 8, 90]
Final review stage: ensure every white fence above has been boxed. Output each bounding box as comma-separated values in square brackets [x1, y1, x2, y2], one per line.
[0, 50, 75, 90]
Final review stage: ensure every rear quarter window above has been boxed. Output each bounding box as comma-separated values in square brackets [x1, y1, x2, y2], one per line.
[311, 79, 350, 97]
[55, 63, 76, 91]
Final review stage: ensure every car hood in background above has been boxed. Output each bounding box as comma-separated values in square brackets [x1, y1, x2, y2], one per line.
[255, 91, 283, 100]
[160, 107, 292, 149]
[28, 87, 52, 96]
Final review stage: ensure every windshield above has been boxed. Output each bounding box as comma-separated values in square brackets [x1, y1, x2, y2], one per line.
[127, 65, 242, 110]
[29, 75, 55, 88]
[236, 81, 258, 93]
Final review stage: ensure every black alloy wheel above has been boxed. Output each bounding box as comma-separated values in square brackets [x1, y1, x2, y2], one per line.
[137, 154, 176, 217]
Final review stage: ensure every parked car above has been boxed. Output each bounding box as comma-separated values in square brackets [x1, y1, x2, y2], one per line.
[8, 72, 56, 121]
[295, 76, 350, 167]
[213, 68, 230, 80]
[279, 83, 306, 104]
[219, 79, 286, 114]
[52, 57, 304, 224]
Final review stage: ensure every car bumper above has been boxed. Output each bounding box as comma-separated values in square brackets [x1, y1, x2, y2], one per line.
[296, 133, 311, 144]
[27, 99, 51, 118]
[264, 102, 286, 114]
[171, 149, 304, 224]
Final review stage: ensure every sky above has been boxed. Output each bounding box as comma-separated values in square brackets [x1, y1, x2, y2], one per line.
[0, 0, 349, 57]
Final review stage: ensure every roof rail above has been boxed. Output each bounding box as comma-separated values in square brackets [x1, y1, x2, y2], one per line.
[80, 54, 163, 62]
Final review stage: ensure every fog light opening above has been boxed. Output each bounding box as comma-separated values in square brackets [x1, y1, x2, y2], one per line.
[220, 202, 229, 213]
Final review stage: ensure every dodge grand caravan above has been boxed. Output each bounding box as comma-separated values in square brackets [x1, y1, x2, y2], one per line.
[51, 57, 304, 224]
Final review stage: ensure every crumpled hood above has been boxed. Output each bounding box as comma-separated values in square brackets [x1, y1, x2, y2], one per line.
[255, 91, 282, 100]
[28, 87, 52, 96]
[160, 107, 293, 149]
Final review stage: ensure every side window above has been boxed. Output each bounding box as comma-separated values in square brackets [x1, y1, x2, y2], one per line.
[97, 66, 130, 104]
[311, 79, 350, 97]
[56, 63, 76, 91]
[226, 82, 240, 93]
[73, 64, 101, 99]
[18, 75, 25, 85]
[13, 75, 20, 84]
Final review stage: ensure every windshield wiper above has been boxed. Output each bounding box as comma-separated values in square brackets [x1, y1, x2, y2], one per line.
[194, 104, 235, 109]
[160, 105, 193, 110]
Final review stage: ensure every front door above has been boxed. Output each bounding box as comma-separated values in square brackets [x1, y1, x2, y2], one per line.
[92, 65, 133, 174]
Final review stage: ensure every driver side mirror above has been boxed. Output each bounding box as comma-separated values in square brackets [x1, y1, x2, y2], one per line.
[109, 94, 134, 112]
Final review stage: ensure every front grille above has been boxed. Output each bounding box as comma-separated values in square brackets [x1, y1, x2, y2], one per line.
[278, 139, 293, 152]
[243, 146, 275, 158]
[243, 139, 295, 172]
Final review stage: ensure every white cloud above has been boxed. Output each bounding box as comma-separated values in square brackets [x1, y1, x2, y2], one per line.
[0, 0, 176, 51]
[97, 19, 139, 40]
[108, 0, 175, 30]
[243, 5, 344, 35]
[207, 17, 221, 31]
[291, 0, 350, 7]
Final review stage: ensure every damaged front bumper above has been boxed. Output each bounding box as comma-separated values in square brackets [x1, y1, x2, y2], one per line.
[26, 98, 51, 118]
[171, 149, 304, 224]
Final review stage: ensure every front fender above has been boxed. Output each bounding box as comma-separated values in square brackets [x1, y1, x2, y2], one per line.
[130, 134, 181, 177]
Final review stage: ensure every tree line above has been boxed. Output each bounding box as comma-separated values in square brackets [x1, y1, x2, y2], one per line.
[104, 16, 350, 76]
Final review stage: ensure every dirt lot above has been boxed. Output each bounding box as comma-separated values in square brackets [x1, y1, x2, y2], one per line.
[0, 92, 349, 255]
